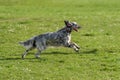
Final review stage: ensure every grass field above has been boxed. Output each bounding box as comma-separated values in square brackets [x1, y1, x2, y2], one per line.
[0, 0, 120, 80]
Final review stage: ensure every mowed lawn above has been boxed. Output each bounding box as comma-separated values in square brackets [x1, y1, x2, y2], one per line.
[0, 0, 120, 80]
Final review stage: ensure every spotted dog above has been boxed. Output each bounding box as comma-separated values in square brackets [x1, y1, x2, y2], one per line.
[19, 20, 81, 59]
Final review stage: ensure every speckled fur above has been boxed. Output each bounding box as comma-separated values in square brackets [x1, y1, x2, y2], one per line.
[19, 21, 80, 59]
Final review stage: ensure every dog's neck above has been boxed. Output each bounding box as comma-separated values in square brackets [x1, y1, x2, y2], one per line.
[65, 27, 72, 33]
[58, 26, 72, 34]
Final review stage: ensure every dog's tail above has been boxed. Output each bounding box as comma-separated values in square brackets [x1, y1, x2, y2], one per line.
[19, 37, 36, 49]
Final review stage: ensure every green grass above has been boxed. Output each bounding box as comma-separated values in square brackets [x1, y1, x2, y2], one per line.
[0, 0, 120, 80]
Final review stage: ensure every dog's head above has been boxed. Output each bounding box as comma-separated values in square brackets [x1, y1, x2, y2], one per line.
[64, 20, 81, 32]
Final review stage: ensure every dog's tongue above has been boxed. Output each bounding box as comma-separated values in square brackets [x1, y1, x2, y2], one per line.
[73, 28, 78, 32]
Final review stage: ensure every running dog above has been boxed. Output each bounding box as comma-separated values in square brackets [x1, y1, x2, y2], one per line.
[19, 20, 81, 59]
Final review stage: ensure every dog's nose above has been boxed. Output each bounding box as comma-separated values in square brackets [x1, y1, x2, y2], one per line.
[78, 26, 81, 29]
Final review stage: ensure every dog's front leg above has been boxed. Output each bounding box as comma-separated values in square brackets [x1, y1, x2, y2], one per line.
[64, 42, 80, 52]
[71, 42, 80, 49]
[70, 42, 80, 52]
[22, 49, 30, 59]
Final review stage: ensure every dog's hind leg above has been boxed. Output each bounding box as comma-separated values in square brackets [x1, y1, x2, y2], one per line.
[22, 48, 34, 59]
[35, 40, 46, 58]
[35, 50, 41, 58]
[35, 46, 46, 58]
[22, 49, 30, 59]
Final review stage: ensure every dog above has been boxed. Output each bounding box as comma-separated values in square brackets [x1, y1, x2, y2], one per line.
[19, 20, 81, 59]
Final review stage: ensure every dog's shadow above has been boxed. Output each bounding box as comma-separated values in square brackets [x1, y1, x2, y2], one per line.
[43, 51, 71, 55]
[0, 57, 36, 61]
[81, 49, 98, 54]
[43, 48, 98, 55]
[0, 49, 98, 61]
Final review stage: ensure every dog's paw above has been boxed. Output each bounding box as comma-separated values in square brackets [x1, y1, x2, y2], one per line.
[74, 48, 80, 53]
[35, 55, 40, 59]
[76, 46, 80, 49]
[22, 55, 25, 59]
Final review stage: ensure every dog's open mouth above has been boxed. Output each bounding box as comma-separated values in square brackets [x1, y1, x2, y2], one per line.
[73, 27, 78, 32]
[73, 26, 81, 32]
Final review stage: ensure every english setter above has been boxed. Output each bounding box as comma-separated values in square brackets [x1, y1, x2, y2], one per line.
[19, 20, 81, 59]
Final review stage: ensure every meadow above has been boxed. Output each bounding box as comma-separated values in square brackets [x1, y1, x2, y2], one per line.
[0, 0, 120, 80]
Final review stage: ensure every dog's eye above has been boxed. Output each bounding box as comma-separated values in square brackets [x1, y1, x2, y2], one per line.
[72, 24, 76, 26]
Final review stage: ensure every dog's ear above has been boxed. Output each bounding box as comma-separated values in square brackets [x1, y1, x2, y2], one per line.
[64, 20, 69, 25]
[64, 20, 71, 27]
